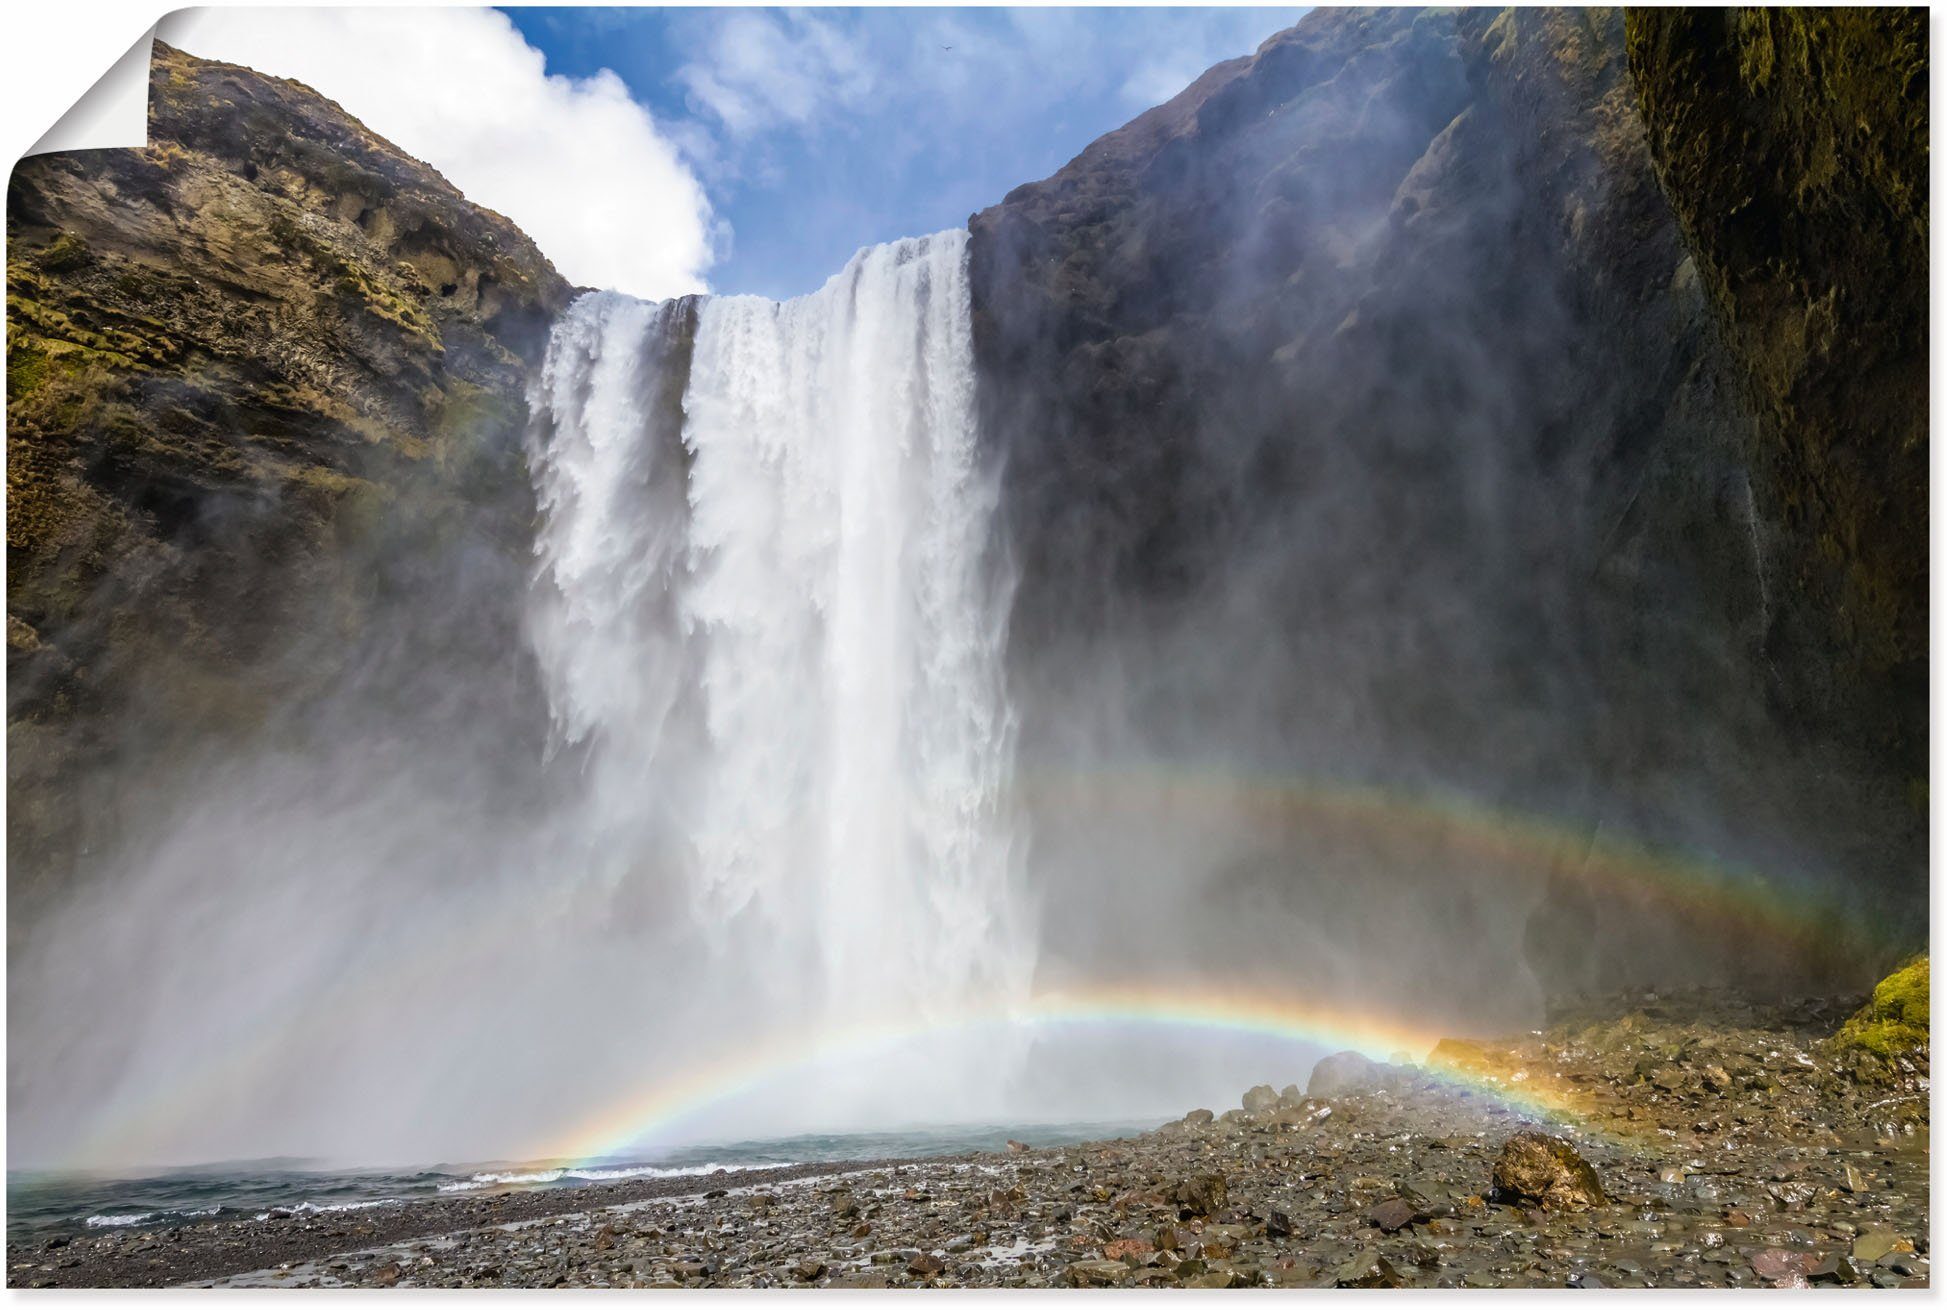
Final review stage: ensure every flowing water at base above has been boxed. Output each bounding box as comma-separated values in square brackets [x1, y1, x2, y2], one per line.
[6, 1122, 1149, 1240]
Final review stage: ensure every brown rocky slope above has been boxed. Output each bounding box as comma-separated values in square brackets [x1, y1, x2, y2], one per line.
[6, 42, 571, 929]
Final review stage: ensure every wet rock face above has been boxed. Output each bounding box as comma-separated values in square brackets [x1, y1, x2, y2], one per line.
[1626, 10, 1928, 786]
[7, 42, 571, 922]
[1490, 1132, 1606, 1211]
[971, 8, 1473, 638]
[971, 6, 1925, 997]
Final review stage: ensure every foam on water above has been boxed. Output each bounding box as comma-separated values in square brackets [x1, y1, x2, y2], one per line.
[436, 1161, 797, 1193]
[84, 1212, 156, 1228]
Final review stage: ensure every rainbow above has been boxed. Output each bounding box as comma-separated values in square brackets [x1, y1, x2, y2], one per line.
[59, 772, 1858, 1171]
[537, 980, 1603, 1167]
[1023, 765, 1880, 959]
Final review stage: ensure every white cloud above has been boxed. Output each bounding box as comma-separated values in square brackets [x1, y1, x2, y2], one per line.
[674, 11, 875, 139]
[157, 6, 715, 299]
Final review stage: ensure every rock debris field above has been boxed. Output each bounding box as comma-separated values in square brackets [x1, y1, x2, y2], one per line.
[15, 987, 1929, 1289]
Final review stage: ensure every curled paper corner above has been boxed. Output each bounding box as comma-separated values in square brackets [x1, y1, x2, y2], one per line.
[25, 24, 158, 158]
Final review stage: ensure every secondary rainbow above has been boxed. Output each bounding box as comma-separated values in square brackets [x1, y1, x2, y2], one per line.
[1025, 765, 1876, 957]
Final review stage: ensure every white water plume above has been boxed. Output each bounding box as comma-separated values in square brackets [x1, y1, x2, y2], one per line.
[528, 230, 1033, 1048]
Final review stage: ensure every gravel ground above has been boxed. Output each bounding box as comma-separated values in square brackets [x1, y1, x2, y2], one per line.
[5, 1160, 920, 1289]
[14, 989, 1929, 1289]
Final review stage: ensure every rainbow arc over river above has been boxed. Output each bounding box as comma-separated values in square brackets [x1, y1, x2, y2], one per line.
[540, 980, 1601, 1167]
[62, 775, 1862, 1171]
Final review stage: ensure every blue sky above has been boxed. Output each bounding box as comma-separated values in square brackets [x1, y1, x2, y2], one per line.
[501, 8, 1306, 298]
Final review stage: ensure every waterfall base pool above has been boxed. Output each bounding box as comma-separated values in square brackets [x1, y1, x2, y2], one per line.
[7, 1120, 1154, 1240]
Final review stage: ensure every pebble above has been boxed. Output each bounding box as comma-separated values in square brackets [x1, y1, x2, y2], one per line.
[23, 986, 1925, 1291]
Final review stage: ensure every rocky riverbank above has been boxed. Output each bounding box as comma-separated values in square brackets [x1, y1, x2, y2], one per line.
[13, 977, 1927, 1289]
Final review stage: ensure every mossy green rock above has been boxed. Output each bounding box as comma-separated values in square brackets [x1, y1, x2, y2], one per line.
[1830, 956, 1930, 1070]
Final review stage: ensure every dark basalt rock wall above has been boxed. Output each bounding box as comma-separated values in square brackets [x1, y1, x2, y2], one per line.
[970, 7, 1924, 995]
[6, 43, 572, 926]
[1625, 7, 1928, 790]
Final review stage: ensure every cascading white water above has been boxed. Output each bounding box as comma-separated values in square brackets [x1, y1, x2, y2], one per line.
[529, 231, 1030, 1050]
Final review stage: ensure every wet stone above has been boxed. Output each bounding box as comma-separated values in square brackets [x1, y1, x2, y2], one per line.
[1368, 1197, 1427, 1233]
[1241, 1084, 1280, 1114]
[28, 985, 1927, 1291]
[1064, 1259, 1130, 1287]
[1853, 1229, 1905, 1263]
[1334, 1251, 1405, 1289]
[1168, 1175, 1227, 1219]
[1491, 1132, 1606, 1211]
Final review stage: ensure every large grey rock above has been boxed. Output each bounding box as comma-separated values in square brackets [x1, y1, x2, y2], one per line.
[1306, 1051, 1396, 1098]
[1241, 1084, 1280, 1113]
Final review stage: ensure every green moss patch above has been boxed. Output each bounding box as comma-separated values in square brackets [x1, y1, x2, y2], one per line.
[1830, 956, 1929, 1068]
[38, 233, 94, 276]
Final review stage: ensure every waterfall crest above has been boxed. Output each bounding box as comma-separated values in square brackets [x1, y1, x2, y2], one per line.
[529, 230, 1030, 1038]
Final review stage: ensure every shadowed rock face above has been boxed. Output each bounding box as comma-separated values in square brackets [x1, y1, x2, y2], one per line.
[970, 7, 1924, 999]
[6, 43, 572, 925]
[1626, 8, 1928, 788]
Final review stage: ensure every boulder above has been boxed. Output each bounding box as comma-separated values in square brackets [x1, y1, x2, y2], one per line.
[1306, 1051, 1396, 1098]
[1241, 1084, 1280, 1113]
[1490, 1132, 1607, 1211]
[1827, 957, 1930, 1079]
[1168, 1174, 1228, 1219]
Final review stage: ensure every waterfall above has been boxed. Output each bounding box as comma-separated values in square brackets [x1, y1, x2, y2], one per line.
[528, 230, 1030, 1045]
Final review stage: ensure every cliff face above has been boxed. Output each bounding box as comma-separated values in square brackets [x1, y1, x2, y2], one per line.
[1626, 8, 1928, 781]
[971, 7, 1924, 996]
[6, 17, 1925, 1004]
[6, 43, 571, 920]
